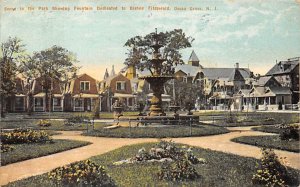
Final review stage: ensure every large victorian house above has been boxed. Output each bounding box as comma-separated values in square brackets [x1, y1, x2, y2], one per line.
[64, 74, 100, 112]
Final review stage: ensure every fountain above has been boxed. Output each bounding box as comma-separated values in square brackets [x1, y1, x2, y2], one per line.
[139, 29, 173, 116]
[116, 29, 199, 126]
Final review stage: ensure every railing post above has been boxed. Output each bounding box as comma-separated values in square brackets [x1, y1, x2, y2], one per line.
[92, 117, 95, 130]
[129, 118, 131, 138]
[86, 120, 89, 133]
[190, 118, 192, 136]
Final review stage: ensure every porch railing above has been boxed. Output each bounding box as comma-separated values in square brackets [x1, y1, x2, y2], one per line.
[34, 106, 44, 112]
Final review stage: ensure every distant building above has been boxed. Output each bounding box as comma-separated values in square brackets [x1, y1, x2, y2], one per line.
[265, 57, 299, 104]
[5, 78, 27, 112]
[64, 73, 100, 112]
[100, 68, 135, 111]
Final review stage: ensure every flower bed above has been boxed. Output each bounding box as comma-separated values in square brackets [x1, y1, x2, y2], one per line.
[48, 160, 116, 186]
[37, 120, 51, 127]
[0, 129, 52, 144]
[113, 141, 205, 181]
[252, 148, 290, 186]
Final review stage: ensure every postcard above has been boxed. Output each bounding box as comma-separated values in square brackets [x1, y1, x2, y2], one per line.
[1, 0, 299, 186]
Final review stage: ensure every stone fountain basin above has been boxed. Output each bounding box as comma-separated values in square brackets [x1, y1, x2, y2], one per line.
[114, 115, 199, 127]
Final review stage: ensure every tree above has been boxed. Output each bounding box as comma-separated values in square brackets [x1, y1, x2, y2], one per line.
[19, 45, 79, 112]
[165, 79, 199, 111]
[124, 29, 194, 75]
[0, 37, 27, 117]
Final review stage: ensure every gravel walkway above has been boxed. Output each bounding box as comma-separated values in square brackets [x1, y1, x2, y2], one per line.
[1, 127, 299, 186]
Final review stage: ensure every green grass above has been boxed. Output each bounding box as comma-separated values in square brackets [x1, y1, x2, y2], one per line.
[232, 135, 300, 153]
[1, 139, 91, 166]
[252, 124, 300, 135]
[6, 142, 300, 187]
[0, 119, 108, 131]
[83, 124, 229, 138]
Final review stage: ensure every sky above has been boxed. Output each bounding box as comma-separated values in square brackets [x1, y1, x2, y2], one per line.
[1, 0, 300, 80]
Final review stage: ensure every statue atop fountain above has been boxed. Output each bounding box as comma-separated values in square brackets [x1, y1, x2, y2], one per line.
[139, 29, 174, 116]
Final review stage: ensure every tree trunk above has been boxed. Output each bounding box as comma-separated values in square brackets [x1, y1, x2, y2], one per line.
[0, 94, 5, 118]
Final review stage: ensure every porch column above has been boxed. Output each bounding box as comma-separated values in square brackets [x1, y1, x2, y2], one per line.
[268, 97, 271, 105]
[73, 98, 75, 111]
[52, 97, 55, 111]
[99, 97, 102, 112]
[43, 97, 46, 111]
[91, 98, 93, 111]
[23, 97, 26, 112]
[61, 97, 64, 112]
[33, 97, 35, 112]
[126, 98, 129, 107]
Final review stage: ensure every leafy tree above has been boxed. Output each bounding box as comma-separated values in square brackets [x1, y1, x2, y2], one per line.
[0, 37, 27, 117]
[19, 45, 79, 112]
[165, 79, 199, 111]
[124, 29, 194, 75]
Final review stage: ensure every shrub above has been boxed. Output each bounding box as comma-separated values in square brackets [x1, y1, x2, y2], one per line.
[277, 124, 299, 141]
[0, 129, 52, 144]
[134, 140, 201, 164]
[158, 159, 200, 181]
[65, 116, 90, 125]
[48, 160, 116, 186]
[252, 148, 289, 186]
[1, 144, 14, 153]
[37, 119, 51, 127]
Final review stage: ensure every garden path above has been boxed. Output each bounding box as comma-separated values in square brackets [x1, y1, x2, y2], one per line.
[1, 126, 299, 186]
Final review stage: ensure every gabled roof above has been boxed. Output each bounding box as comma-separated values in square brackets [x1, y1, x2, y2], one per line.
[266, 58, 299, 76]
[228, 68, 245, 82]
[175, 64, 201, 76]
[202, 68, 251, 80]
[253, 76, 281, 87]
[188, 50, 199, 62]
[267, 87, 292, 95]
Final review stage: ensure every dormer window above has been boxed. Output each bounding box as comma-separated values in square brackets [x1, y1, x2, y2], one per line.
[116, 81, 126, 91]
[80, 81, 90, 91]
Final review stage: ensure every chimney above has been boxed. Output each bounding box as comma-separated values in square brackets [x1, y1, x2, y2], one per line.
[235, 63, 239, 69]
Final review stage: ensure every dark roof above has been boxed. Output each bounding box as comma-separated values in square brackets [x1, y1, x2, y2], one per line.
[228, 68, 245, 82]
[202, 68, 251, 80]
[188, 50, 199, 62]
[268, 87, 292, 95]
[253, 76, 272, 86]
[266, 59, 299, 76]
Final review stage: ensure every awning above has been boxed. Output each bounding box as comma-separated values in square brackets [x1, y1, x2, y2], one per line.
[53, 94, 63, 97]
[34, 93, 45, 97]
[15, 94, 26, 97]
[113, 93, 135, 98]
[73, 94, 99, 98]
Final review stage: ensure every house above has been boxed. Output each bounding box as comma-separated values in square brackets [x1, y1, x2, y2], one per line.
[100, 70, 135, 111]
[265, 57, 299, 104]
[31, 77, 64, 112]
[5, 77, 27, 112]
[252, 76, 282, 88]
[238, 86, 292, 111]
[174, 50, 203, 83]
[65, 73, 100, 112]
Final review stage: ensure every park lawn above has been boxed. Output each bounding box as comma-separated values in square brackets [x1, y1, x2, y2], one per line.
[252, 124, 300, 134]
[1, 139, 91, 166]
[83, 124, 229, 138]
[5, 142, 300, 187]
[0, 119, 108, 131]
[231, 135, 300, 153]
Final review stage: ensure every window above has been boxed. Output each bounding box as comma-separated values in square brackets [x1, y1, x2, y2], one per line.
[35, 98, 43, 106]
[80, 81, 90, 91]
[183, 77, 187, 83]
[53, 98, 61, 106]
[75, 99, 83, 107]
[116, 81, 126, 90]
